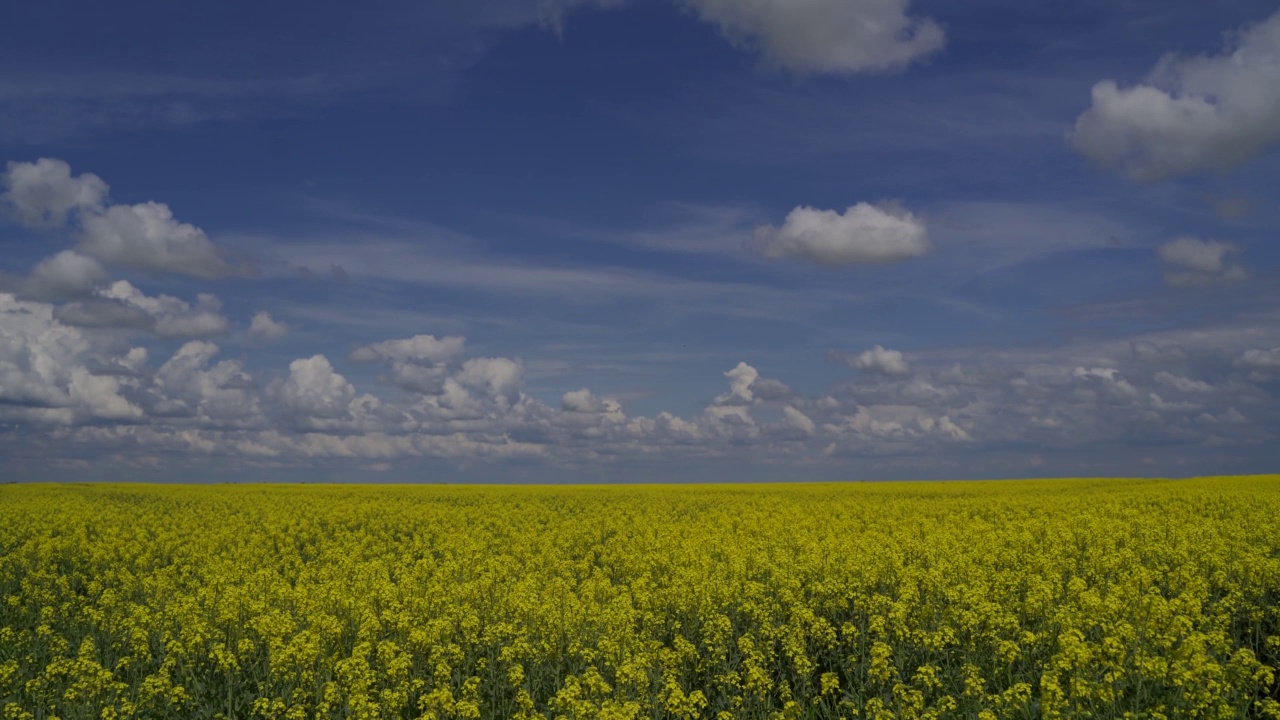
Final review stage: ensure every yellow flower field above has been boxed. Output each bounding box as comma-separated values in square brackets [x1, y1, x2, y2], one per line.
[2, 477, 1279, 720]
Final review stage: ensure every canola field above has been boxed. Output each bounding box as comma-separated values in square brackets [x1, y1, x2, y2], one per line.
[2, 477, 1280, 720]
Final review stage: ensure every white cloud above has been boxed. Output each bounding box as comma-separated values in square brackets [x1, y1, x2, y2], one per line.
[1070, 11, 1280, 182]
[1238, 347, 1280, 371]
[350, 334, 469, 395]
[22, 251, 108, 300]
[752, 202, 928, 265]
[933, 416, 970, 441]
[79, 280, 231, 339]
[1154, 371, 1213, 394]
[0, 293, 142, 423]
[717, 361, 759, 405]
[682, 0, 944, 75]
[562, 388, 618, 414]
[711, 361, 792, 406]
[350, 334, 466, 364]
[277, 355, 358, 423]
[248, 311, 289, 342]
[152, 342, 261, 425]
[79, 201, 229, 278]
[455, 357, 524, 404]
[1, 158, 107, 228]
[4, 294, 1280, 475]
[67, 368, 143, 421]
[782, 405, 816, 434]
[835, 345, 912, 376]
[1072, 366, 1140, 399]
[821, 404, 971, 447]
[1, 158, 231, 278]
[1157, 236, 1246, 287]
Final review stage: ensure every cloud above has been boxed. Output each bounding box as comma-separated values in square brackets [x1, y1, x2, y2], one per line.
[681, 0, 944, 75]
[1069, 11, 1280, 182]
[101, 281, 230, 339]
[277, 355, 359, 423]
[248, 311, 289, 342]
[782, 405, 816, 435]
[1072, 366, 1140, 399]
[53, 298, 155, 330]
[350, 334, 466, 364]
[1157, 236, 1246, 287]
[1154, 371, 1213, 394]
[1, 158, 232, 278]
[54, 281, 230, 339]
[22, 251, 108, 300]
[561, 388, 618, 414]
[1, 158, 107, 228]
[1237, 347, 1280, 371]
[350, 334, 468, 395]
[711, 361, 792, 406]
[0, 293, 143, 423]
[455, 357, 524, 405]
[4, 284, 1280, 477]
[79, 201, 229, 278]
[752, 202, 928, 266]
[831, 345, 912, 376]
[151, 342, 262, 425]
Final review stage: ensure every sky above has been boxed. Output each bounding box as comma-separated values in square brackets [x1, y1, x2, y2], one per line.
[1, 0, 1279, 482]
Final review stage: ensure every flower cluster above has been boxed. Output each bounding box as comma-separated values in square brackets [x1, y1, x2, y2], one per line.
[2, 477, 1279, 719]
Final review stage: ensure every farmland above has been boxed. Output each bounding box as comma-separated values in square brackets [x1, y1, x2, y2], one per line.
[2, 477, 1279, 719]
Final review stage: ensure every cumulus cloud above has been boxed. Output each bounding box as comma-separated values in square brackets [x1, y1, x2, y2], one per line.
[821, 404, 971, 448]
[1069, 11, 1280, 182]
[54, 298, 155, 330]
[752, 202, 928, 265]
[351, 334, 466, 364]
[717, 361, 760, 405]
[79, 202, 229, 278]
[277, 355, 358, 423]
[52, 281, 230, 339]
[248, 311, 289, 342]
[22, 251, 108, 300]
[151, 342, 261, 425]
[1157, 236, 1246, 287]
[682, 0, 944, 75]
[711, 361, 792, 406]
[0, 293, 143, 423]
[1, 158, 232, 278]
[455, 357, 524, 405]
[561, 388, 620, 414]
[4, 295, 1279, 475]
[350, 334, 470, 396]
[1, 158, 107, 228]
[832, 345, 912, 376]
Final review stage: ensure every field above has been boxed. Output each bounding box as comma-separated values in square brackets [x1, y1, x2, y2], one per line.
[2, 478, 1279, 720]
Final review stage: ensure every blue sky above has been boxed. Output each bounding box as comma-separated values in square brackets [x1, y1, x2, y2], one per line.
[1, 0, 1278, 482]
